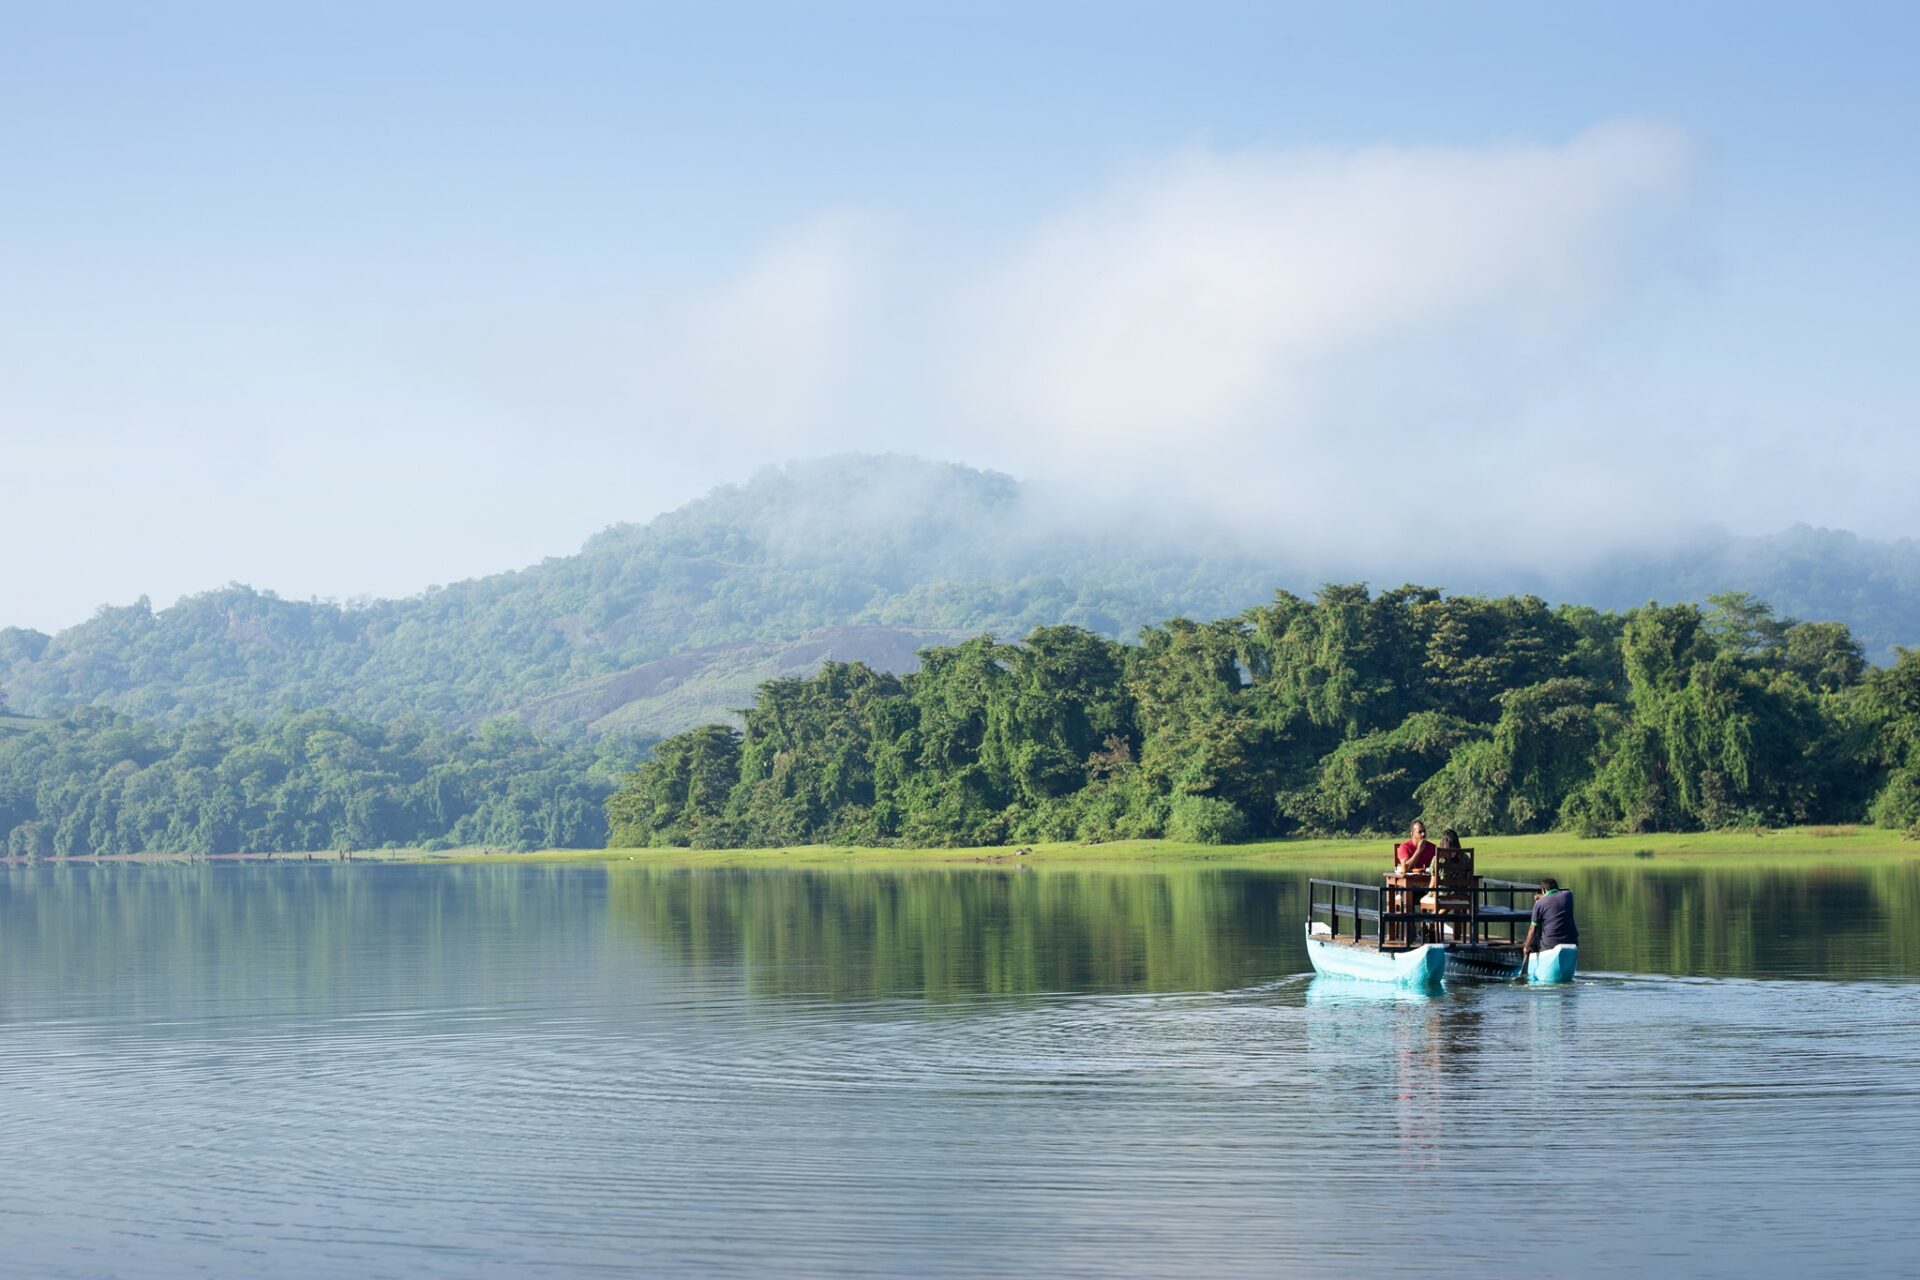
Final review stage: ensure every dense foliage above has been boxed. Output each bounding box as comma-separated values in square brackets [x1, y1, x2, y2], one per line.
[608, 587, 1920, 848]
[0, 709, 637, 856]
[5, 457, 1920, 744]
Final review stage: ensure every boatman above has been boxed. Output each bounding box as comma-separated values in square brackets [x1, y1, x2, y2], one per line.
[1522, 877, 1578, 956]
[1393, 819, 1437, 874]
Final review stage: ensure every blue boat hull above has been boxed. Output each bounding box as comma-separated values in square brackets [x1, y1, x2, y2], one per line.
[1525, 944, 1577, 983]
[1304, 926, 1447, 987]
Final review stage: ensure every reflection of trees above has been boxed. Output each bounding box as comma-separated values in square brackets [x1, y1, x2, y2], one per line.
[1546, 862, 1920, 978]
[4, 860, 1912, 1023]
[606, 867, 1294, 999]
[610, 860, 1920, 991]
[0, 863, 605, 1016]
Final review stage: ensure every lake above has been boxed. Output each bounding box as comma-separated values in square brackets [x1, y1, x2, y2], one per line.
[2, 859, 1916, 1277]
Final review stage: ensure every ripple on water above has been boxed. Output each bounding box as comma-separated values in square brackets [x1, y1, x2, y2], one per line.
[1, 863, 1917, 1278]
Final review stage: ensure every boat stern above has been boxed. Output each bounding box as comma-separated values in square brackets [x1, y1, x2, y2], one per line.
[1525, 944, 1578, 984]
[1443, 942, 1525, 982]
[1405, 942, 1448, 988]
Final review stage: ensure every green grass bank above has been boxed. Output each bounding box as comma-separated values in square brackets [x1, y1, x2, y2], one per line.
[431, 825, 1919, 871]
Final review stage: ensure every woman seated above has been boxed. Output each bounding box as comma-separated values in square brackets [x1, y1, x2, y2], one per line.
[1419, 828, 1471, 936]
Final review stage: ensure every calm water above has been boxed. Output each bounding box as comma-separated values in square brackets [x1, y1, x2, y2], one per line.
[2, 859, 1916, 1278]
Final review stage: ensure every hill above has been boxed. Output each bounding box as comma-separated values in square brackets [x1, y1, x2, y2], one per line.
[0, 457, 1278, 740]
[0, 707, 628, 856]
[4, 455, 1918, 742]
[1559, 523, 1920, 661]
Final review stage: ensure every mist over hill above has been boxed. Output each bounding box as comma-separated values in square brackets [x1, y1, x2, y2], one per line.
[0, 457, 1278, 739]
[3, 454, 1916, 741]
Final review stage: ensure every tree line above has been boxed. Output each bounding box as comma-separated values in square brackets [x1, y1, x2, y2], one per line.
[606, 586, 1920, 848]
[0, 708, 635, 857]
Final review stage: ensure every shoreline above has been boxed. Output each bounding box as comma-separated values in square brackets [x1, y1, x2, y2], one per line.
[10, 826, 1912, 870]
[498, 826, 1920, 870]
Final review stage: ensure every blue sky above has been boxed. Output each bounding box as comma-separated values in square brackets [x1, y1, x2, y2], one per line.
[4, 2, 1917, 630]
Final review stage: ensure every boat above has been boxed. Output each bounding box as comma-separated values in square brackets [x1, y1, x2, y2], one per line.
[1305, 846, 1577, 985]
[1303, 922, 1448, 987]
[1304, 876, 1452, 987]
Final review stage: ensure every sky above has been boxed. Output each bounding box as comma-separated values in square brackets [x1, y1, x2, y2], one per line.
[3, 1, 1918, 632]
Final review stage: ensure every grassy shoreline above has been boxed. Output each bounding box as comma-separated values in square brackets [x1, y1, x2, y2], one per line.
[7, 825, 1912, 870]
[440, 825, 1919, 870]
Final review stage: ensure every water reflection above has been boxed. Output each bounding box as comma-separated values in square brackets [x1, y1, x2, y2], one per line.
[0, 862, 621, 1026]
[1521, 861, 1920, 978]
[605, 866, 1295, 998]
[604, 859, 1920, 990]
[0, 861, 1914, 1279]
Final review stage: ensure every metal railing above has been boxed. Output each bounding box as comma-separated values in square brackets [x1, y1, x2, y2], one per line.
[1470, 877, 1542, 944]
[1307, 878, 1422, 952]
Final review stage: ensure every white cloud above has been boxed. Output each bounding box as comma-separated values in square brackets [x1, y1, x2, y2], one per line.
[2, 122, 1712, 629]
[676, 209, 895, 442]
[605, 121, 1703, 573]
[949, 121, 1693, 458]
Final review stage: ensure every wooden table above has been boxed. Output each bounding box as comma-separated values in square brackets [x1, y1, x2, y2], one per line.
[1382, 871, 1432, 945]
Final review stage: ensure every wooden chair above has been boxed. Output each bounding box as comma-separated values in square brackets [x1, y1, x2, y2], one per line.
[1384, 842, 1436, 946]
[1420, 845, 1476, 941]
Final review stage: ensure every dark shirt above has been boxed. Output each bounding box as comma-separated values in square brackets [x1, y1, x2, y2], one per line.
[1530, 889, 1578, 948]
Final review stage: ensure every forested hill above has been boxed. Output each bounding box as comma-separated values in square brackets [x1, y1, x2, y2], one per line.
[609, 588, 1920, 849]
[4, 454, 1919, 741]
[0, 457, 1281, 738]
[0, 709, 632, 856]
[1542, 523, 1920, 667]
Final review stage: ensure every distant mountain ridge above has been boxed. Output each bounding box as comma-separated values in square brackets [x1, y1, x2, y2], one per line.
[4, 454, 1917, 740]
[0, 456, 1279, 739]
[1544, 523, 1920, 661]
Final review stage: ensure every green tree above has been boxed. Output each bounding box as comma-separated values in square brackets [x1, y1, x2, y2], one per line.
[605, 724, 743, 847]
[1129, 618, 1273, 833]
[1282, 711, 1480, 834]
[1417, 678, 1609, 834]
[730, 662, 905, 846]
[1858, 648, 1920, 829]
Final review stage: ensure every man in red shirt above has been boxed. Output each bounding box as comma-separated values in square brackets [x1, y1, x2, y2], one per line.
[1394, 819, 1437, 873]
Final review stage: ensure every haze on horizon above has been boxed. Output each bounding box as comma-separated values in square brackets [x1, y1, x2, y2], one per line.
[4, 3, 1917, 634]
